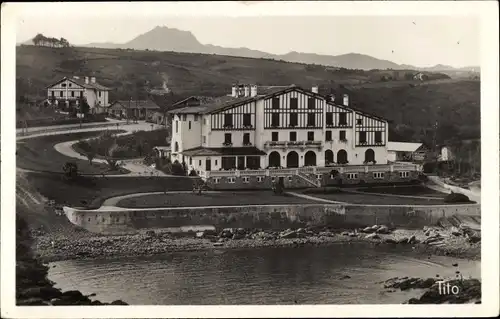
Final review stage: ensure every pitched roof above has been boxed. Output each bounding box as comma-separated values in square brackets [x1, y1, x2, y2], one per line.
[387, 142, 423, 152]
[47, 77, 111, 91]
[109, 100, 160, 109]
[172, 96, 216, 107]
[181, 146, 267, 157]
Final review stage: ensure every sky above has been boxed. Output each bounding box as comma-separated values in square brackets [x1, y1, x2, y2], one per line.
[14, 4, 480, 68]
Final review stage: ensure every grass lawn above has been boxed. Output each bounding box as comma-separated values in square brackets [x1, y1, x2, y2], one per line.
[305, 192, 451, 205]
[21, 172, 196, 209]
[116, 191, 314, 208]
[355, 185, 445, 198]
[16, 130, 128, 175]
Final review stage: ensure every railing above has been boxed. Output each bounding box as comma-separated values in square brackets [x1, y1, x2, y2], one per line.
[297, 171, 321, 187]
[264, 140, 323, 149]
[240, 169, 267, 176]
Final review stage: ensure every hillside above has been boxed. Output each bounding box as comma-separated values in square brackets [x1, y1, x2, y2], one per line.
[20, 26, 479, 73]
[16, 45, 479, 145]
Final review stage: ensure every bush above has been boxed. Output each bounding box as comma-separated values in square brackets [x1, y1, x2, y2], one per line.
[171, 162, 186, 176]
[444, 192, 472, 203]
[62, 162, 78, 180]
[188, 169, 198, 177]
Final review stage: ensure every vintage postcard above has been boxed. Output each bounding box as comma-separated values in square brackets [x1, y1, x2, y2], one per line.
[1, 1, 499, 318]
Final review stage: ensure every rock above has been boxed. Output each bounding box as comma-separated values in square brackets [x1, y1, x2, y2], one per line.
[362, 226, 374, 233]
[365, 233, 380, 240]
[280, 230, 297, 239]
[213, 242, 223, 247]
[232, 233, 244, 240]
[407, 235, 417, 244]
[18, 286, 62, 300]
[467, 232, 481, 243]
[296, 228, 305, 234]
[17, 297, 47, 305]
[91, 300, 104, 305]
[383, 238, 398, 244]
[341, 231, 350, 236]
[348, 233, 358, 237]
[145, 230, 156, 237]
[195, 231, 205, 238]
[376, 225, 391, 234]
[219, 229, 233, 238]
[339, 275, 351, 280]
[452, 263, 458, 267]
[61, 290, 85, 300]
[425, 231, 431, 236]
[110, 299, 128, 305]
[397, 237, 409, 244]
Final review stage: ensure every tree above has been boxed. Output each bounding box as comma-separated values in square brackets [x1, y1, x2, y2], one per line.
[86, 148, 96, 165]
[79, 96, 90, 114]
[62, 162, 79, 180]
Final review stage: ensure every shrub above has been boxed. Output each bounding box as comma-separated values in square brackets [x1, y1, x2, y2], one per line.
[188, 169, 198, 177]
[444, 192, 472, 203]
[62, 162, 78, 180]
[171, 162, 186, 176]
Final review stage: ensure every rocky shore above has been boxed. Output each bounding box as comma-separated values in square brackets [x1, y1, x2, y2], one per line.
[16, 216, 129, 306]
[379, 276, 481, 304]
[33, 223, 481, 263]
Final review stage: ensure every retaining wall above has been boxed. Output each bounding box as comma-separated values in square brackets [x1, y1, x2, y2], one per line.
[64, 203, 481, 235]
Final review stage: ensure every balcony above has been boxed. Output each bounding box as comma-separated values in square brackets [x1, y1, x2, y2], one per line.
[264, 140, 323, 150]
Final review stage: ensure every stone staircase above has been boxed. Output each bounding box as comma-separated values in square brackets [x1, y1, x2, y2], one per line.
[297, 171, 321, 188]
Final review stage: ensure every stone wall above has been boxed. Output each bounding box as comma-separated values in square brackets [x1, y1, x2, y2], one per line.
[64, 203, 480, 235]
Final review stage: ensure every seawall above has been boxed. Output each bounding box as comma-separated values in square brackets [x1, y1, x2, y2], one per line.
[64, 203, 481, 235]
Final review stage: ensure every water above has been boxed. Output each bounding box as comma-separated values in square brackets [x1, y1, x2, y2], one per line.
[48, 244, 480, 305]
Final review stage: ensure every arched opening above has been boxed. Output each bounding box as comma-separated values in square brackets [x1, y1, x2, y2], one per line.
[337, 150, 348, 164]
[174, 142, 179, 152]
[268, 151, 281, 168]
[286, 151, 299, 168]
[364, 148, 375, 163]
[304, 151, 317, 166]
[325, 150, 334, 166]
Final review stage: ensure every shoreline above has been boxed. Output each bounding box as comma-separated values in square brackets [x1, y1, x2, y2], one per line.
[34, 226, 481, 263]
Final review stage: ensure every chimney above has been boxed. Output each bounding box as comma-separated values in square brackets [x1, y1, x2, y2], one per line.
[311, 86, 319, 94]
[84, 76, 89, 84]
[343, 94, 349, 106]
[231, 84, 238, 98]
[330, 94, 335, 103]
[250, 85, 258, 97]
[90, 76, 96, 84]
[244, 85, 250, 97]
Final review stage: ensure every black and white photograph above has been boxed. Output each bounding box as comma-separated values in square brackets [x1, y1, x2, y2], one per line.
[1, 1, 498, 318]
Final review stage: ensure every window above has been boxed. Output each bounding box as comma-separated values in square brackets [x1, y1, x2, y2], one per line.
[175, 121, 178, 133]
[399, 171, 410, 178]
[308, 98, 315, 109]
[356, 118, 363, 125]
[373, 172, 385, 179]
[243, 133, 251, 145]
[289, 131, 297, 141]
[271, 113, 280, 127]
[340, 130, 346, 141]
[222, 157, 236, 170]
[224, 133, 232, 145]
[359, 132, 367, 144]
[375, 131, 382, 143]
[316, 174, 322, 180]
[68, 83, 72, 87]
[307, 131, 314, 141]
[189, 157, 192, 165]
[272, 97, 280, 109]
[326, 112, 333, 125]
[60, 91, 63, 97]
[194, 115, 199, 121]
[243, 113, 251, 127]
[51, 91, 55, 97]
[290, 98, 298, 109]
[289, 113, 298, 127]
[203, 118, 207, 125]
[246, 156, 260, 169]
[347, 173, 358, 179]
[62, 83, 66, 87]
[215, 160, 218, 165]
[242, 177, 250, 183]
[257, 176, 264, 183]
[199, 160, 202, 166]
[272, 132, 279, 141]
[183, 114, 187, 121]
[213, 178, 220, 184]
[224, 114, 233, 127]
[71, 91, 74, 97]
[339, 113, 347, 125]
[202, 136, 206, 144]
[271, 176, 276, 182]
[99, 91, 101, 97]
[325, 131, 332, 141]
[307, 113, 315, 126]
[188, 121, 191, 130]
[80, 91, 83, 97]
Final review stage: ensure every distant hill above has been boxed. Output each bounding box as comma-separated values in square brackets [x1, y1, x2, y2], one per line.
[23, 25, 474, 72]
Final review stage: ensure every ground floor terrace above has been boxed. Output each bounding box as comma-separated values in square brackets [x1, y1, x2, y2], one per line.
[174, 146, 392, 175]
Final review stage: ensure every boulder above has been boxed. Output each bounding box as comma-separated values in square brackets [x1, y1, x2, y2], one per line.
[365, 233, 380, 240]
[232, 233, 245, 240]
[467, 232, 481, 243]
[397, 237, 409, 244]
[341, 231, 350, 236]
[383, 238, 398, 244]
[110, 299, 128, 305]
[376, 225, 390, 234]
[18, 286, 62, 300]
[213, 242, 223, 247]
[408, 235, 418, 244]
[362, 226, 374, 233]
[145, 230, 156, 237]
[348, 233, 358, 237]
[17, 297, 47, 306]
[195, 231, 205, 238]
[280, 230, 297, 239]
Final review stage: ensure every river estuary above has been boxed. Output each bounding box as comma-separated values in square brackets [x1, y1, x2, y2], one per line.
[48, 243, 480, 305]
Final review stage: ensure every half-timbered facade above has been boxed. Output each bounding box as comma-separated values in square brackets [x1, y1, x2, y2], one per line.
[168, 84, 391, 178]
[46, 76, 111, 113]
